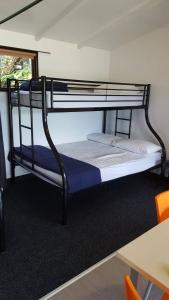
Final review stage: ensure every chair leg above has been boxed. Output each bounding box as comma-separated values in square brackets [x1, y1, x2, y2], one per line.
[0, 190, 5, 252]
[130, 269, 139, 288]
[143, 282, 153, 300]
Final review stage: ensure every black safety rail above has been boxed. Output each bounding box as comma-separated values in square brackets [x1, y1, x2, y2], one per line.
[8, 76, 147, 111]
[7, 76, 166, 225]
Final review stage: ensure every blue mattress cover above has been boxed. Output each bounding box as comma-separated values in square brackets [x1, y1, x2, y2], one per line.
[20, 80, 68, 92]
[14, 145, 101, 193]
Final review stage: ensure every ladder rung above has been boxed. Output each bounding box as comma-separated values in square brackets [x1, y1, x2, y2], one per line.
[116, 131, 129, 135]
[21, 124, 31, 130]
[117, 118, 130, 121]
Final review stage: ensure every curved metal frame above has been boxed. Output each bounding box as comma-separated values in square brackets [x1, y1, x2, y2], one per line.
[145, 85, 166, 175]
[41, 76, 68, 224]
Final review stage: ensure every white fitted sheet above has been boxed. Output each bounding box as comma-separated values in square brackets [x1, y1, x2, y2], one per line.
[13, 91, 143, 108]
[16, 141, 161, 187]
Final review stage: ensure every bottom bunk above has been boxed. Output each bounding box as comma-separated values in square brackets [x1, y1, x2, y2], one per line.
[12, 134, 162, 194]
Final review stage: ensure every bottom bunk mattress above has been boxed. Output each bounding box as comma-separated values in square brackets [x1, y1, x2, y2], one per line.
[14, 140, 161, 193]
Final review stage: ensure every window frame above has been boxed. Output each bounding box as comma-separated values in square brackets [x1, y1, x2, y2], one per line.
[0, 45, 39, 91]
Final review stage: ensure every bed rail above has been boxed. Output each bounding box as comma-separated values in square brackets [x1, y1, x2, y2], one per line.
[8, 76, 148, 112]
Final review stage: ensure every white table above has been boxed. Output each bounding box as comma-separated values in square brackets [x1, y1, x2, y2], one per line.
[117, 218, 169, 296]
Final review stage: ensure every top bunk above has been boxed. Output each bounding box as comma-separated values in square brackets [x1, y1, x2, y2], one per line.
[8, 76, 150, 112]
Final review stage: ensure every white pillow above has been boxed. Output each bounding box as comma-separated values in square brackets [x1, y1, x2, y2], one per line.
[87, 133, 121, 145]
[112, 139, 161, 154]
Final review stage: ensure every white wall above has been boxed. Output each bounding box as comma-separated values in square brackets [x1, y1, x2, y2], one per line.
[110, 24, 169, 157]
[0, 29, 110, 177]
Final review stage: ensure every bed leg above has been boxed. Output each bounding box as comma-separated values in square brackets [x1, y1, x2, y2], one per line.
[0, 190, 5, 252]
[11, 162, 15, 183]
[160, 162, 166, 177]
[62, 190, 68, 226]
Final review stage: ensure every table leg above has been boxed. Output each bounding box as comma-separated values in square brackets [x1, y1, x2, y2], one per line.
[130, 268, 139, 288]
[143, 282, 153, 300]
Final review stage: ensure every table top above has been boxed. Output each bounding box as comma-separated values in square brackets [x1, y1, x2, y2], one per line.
[117, 218, 169, 295]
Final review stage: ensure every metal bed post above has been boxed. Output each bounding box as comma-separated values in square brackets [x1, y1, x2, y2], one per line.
[41, 76, 69, 225]
[145, 84, 166, 176]
[115, 110, 118, 135]
[29, 83, 35, 170]
[102, 83, 108, 133]
[128, 110, 133, 139]
[17, 80, 23, 162]
[0, 112, 6, 252]
[102, 110, 107, 133]
[7, 79, 15, 181]
[0, 189, 5, 252]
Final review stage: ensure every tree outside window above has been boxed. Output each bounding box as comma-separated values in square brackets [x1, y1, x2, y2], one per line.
[0, 47, 38, 89]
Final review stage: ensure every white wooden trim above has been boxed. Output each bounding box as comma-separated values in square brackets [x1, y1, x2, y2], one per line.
[35, 0, 87, 41]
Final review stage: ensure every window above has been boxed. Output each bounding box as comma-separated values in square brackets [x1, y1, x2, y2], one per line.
[0, 46, 38, 89]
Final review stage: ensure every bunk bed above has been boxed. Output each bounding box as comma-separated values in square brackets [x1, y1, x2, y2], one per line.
[7, 76, 166, 224]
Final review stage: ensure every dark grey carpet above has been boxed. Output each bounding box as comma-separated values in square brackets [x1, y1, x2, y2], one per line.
[0, 172, 168, 300]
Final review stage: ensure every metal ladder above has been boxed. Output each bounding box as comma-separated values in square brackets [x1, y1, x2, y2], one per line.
[115, 109, 132, 138]
[17, 90, 35, 169]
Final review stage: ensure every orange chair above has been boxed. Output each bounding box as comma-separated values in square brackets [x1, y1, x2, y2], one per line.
[124, 275, 169, 300]
[124, 192, 169, 300]
[155, 190, 169, 223]
[124, 275, 141, 300]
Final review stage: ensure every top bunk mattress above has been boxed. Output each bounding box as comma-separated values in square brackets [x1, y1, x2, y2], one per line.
[12, 90, 144, 109]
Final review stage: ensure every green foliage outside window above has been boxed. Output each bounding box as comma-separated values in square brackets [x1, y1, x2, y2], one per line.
[0, 55, 32, 88]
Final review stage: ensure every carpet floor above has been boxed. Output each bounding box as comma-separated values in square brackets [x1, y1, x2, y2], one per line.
[0, 172, 168, 300]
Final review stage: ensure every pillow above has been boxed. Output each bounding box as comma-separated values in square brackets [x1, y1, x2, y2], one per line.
[87, 133, 121, 145]
[112, 139, 161, 154]
[20, 80, 68, 92]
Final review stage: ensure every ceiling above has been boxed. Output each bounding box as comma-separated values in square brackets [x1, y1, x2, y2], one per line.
[0, 0, 169, 50]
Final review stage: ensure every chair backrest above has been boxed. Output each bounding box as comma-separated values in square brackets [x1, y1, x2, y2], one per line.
[124, 275, 142, 300]
[124, 275, 169, 300]
[161, 294, 169, 300]
[0, 113, 6, 190]
[155, 191, 169, 223]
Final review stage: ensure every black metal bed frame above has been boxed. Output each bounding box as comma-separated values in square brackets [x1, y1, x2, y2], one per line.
[7, 76, 166, 225]
[0, 113, 6, 252]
